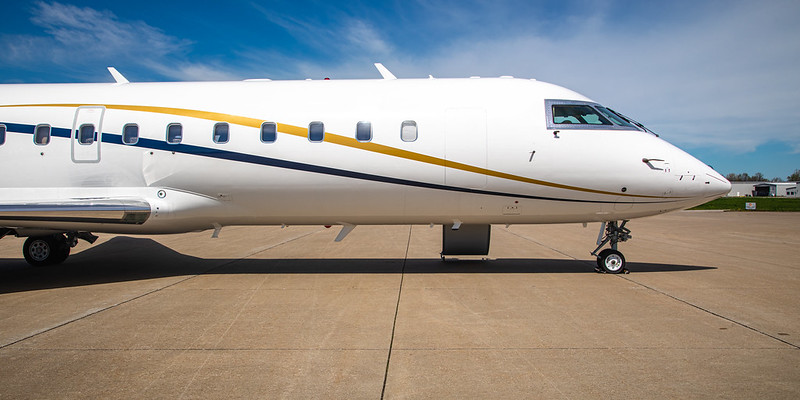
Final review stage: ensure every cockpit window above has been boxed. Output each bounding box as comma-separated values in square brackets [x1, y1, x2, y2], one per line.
[544, 99, 643, 131]
[553, 105, 611, 125]
[594, 106, 636, 128]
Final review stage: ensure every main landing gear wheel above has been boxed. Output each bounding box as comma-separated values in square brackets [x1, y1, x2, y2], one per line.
[596, 249, 625, 274]
[23, 234, 70, 267]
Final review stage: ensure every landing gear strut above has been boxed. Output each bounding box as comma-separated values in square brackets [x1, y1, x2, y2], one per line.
[591, 221, 631, 274]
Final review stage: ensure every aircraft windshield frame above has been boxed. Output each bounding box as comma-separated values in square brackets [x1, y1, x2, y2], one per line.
[544, 99, 644, 132]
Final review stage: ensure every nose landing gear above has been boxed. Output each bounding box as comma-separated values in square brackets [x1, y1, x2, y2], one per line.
[591, 221, 631, 274]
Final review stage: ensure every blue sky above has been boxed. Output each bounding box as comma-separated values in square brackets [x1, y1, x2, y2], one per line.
[1, 0, 798, 180]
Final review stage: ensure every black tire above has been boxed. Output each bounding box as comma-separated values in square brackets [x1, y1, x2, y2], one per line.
[23, 234, 69, 266]
[596, 249, 625, 274]
[51, 234, 70, 264]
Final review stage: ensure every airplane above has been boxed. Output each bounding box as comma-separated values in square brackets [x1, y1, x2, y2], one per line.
[0, 64, 731, 273]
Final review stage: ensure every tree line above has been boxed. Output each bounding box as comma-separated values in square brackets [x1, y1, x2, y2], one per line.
[725, 169, 800, 182]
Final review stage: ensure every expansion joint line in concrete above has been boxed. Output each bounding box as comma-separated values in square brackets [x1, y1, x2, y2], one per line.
[619, 276, 800, 350]
[503, 227, 799, 349]
[0, 274, 197, 350]
[196, 228, 325, 275]
[380, 225, 412, 400]
[500, 227, 597, 267]
[496, 228, 594, 265]
[0, 229, 322, 351]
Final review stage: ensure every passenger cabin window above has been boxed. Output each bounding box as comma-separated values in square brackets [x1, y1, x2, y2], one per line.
[214, 122, 229, 144]
[167, 123, 182, 144]
[308, 121, 324, 142]
[401, 120, 417, 142]
[356, 121, 372, 142]
[77, 124, 95, 145]
[0, 124, 5, 146]
[261, 122, 277, 143]
[122, 124, 139, 145]
[34, 124, 51, 145]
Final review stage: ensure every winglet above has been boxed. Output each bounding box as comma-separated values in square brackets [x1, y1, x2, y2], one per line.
[107, 67, 130, 84]
[374, 63, 397, 80]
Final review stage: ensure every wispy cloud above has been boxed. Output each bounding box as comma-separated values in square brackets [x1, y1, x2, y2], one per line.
[343, 19, 391, 55]
[267, 0, 799, 157]
[381, 1, 800, 153]
[30, 1, 188, 59]
[250, 2, 392, 61]
[0, 1, 236, 81]
[2, 0, 797, 163]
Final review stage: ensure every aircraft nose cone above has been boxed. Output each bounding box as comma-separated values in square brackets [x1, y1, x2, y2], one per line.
[704, 168, 731, 198]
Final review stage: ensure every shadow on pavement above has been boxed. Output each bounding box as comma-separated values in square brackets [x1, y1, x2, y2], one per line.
[0, 236, 716, 294]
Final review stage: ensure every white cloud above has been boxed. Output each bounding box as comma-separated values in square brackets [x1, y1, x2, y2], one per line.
[0, 1, 233, 81]
[30, 1, 187, 59]
[251, 3, 392, 59]
[377, 0, 800, 153]
[3, 1, 797, 157]
[344, 19, 391, 55]
[145, 61, 240, 82]
[289, 1, 800, 155]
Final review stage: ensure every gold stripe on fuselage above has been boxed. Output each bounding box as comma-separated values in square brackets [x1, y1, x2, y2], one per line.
[1, 103, 679, 199]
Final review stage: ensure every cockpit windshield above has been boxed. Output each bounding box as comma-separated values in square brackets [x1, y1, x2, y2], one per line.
[594, 106, 636, 128]
[552, 105, 612, 125]
[545, 99, 654, 135]
[605, 107, 658, 136]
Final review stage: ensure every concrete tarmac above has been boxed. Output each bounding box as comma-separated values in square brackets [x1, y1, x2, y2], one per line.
[0, 211, 798, 399]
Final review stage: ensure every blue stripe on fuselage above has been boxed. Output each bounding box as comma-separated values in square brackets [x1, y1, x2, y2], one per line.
[2, 122, 667, 205]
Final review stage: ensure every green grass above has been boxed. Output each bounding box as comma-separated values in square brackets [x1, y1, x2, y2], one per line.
[690, 197, 800, 211]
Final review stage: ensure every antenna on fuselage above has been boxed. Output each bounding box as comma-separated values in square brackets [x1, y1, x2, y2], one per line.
[374, 63, 397, 80]
[107, 67, 130, 84]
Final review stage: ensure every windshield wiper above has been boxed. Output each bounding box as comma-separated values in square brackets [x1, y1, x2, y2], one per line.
[607, 108, 659, 137]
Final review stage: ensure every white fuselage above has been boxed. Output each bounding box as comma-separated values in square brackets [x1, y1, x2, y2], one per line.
[0, 77, 730, 235]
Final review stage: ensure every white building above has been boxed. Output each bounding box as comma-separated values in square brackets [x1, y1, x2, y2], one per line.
[727, 182, 799, 197]
[754, 182, 798, 197]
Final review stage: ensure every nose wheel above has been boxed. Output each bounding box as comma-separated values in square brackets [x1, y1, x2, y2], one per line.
[591, 221, 631, 274]
[596, 249, 626, 273]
